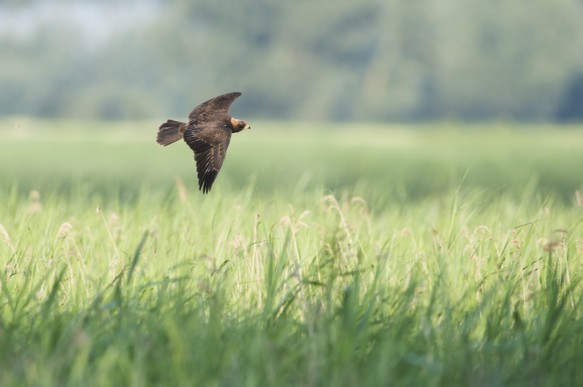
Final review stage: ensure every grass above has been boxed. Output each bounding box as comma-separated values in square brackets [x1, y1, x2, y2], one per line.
[0, 118, 583, 386]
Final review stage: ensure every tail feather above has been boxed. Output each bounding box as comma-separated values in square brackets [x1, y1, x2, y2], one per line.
[157, 120, 185, 146]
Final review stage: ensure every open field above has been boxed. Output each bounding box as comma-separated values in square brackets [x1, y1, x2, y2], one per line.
[1, 119, 583, 386]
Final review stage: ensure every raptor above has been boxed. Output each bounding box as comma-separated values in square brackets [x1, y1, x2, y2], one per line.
[156, 92, 250, 193]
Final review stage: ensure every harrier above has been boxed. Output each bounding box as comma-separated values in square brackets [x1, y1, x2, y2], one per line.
[156, 92, 251, 193]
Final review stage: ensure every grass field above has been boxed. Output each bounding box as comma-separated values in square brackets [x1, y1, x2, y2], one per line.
[1, 118, 583, 386]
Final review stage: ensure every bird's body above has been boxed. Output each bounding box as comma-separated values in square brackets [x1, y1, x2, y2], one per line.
[157, 92, 250, 193]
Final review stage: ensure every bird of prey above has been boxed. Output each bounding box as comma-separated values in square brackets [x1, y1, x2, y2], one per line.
[156, 92, 251, 193]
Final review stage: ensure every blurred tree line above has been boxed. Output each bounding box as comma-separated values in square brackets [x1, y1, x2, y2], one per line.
[1, 0, 583, 121]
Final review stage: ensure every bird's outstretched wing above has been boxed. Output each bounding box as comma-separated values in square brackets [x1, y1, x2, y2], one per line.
[183, 124, 232, 193]
[188, 92, 242, 122]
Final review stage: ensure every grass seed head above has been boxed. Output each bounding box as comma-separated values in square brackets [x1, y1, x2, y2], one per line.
[0, 223, 13, 250]
[175, 176, 188, 203]
[29, 190, 40, 201]
[27, 189, 42, 213]
[543, 240, 562, 253]
[56, 222, 73, 239]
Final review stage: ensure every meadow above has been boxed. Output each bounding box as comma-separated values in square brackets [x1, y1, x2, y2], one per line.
[0, 118, 583, 386]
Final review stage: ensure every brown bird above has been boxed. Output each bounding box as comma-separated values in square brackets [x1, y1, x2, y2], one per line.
[156, 92, 251, 193]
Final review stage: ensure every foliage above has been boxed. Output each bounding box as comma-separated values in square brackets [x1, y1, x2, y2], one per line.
[1, 0, 583, 121]
[1, 121, 583, 386]
[556, 74, 583, 121]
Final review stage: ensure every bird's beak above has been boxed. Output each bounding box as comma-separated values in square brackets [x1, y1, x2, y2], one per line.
[245, 124, 251, 130]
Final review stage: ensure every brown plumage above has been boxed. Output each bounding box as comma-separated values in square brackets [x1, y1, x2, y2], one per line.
[157, 92, 251, 193]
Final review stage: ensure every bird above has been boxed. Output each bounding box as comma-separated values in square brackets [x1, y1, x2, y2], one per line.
[156, 92, 251, 193]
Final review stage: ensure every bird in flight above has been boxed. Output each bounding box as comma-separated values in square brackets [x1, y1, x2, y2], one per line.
[156, 92, 251, 193]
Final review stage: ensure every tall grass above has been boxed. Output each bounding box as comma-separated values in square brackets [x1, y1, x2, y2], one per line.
[0, 119, 582, 386]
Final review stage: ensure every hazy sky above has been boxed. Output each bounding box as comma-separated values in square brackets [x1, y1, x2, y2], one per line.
[0, 1, 159, 44]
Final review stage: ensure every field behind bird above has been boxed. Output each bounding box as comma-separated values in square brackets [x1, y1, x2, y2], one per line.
[0, 119, 582, 386]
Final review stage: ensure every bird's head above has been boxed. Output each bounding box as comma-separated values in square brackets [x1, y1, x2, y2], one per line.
[230, 118, 251, 133]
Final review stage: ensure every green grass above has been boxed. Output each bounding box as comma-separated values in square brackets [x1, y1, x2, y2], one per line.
[1, 118, 583, 386]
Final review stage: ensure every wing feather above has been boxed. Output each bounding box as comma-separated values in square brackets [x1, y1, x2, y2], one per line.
[183, 125, 232, 193]
[188, 92, 242, 121]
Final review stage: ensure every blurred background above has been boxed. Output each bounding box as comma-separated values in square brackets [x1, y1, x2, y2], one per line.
[1, 0, 583, 203]
[2, 0, 583, 122]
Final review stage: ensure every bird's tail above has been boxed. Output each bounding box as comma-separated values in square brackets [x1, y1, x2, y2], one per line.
[157, 120, 186, 146]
